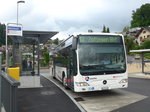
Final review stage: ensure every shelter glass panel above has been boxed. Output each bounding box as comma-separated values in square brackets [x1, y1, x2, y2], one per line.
[21, 44, 38, 76]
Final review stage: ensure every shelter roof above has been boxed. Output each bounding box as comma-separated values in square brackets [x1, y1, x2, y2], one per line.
[10, 30, 58, 44]
[130, 49, 150, 53]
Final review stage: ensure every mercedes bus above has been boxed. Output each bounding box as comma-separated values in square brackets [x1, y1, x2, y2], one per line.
[50, 33, 128, 92]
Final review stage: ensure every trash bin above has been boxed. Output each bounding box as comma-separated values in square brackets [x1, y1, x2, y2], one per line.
[7, 67, 20, 81]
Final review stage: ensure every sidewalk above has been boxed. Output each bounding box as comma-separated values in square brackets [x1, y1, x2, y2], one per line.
[18, 76, 81, 112]
[128, 63, 150, 79]
[129, 72, 150, 79]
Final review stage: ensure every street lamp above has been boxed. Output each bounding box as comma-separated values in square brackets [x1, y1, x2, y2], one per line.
[5, 1, 25, 71]
[17, 0, 25, 24]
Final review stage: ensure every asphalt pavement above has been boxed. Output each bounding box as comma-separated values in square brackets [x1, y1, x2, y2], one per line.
[112, 77, 150, 112]
[18, 76, 81, 112]
[41, 70, 148, 112]
[17, 70, 150, 112]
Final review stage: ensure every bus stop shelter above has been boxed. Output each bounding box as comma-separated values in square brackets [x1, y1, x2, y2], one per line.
[9, 30, 58, 87]
[130, 49, 150, 74]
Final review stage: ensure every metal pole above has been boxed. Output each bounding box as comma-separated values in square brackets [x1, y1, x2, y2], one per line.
[0, 52, 2, 112]
[17, 3, 18, 24]
[17, 1, 25, 24]
[6, 24, 8, 72]
[142, 53, 144, 73]
[37, 37, 40, 76]
[32, 44, 35, 75]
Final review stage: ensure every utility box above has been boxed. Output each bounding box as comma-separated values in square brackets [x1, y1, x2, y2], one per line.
[8, 67, 20, 81]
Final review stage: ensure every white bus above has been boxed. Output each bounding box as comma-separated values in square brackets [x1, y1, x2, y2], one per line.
[50, 33, 128, 92]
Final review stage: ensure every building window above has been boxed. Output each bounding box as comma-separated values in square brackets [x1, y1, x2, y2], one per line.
[140, 37, 142, 41]
[143, 30, 146, 33]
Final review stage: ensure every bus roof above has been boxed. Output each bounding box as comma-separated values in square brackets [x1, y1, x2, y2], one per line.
[72, 32, 123, 37]
[54, 32, 123, 52]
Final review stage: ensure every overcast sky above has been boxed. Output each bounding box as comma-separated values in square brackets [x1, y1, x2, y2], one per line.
[0, 0, 149, 39]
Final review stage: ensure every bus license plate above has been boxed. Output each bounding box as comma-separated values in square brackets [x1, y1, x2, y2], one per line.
[102, 87, 108, 90]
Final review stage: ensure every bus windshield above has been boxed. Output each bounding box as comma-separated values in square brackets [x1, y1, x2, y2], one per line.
[78, 35, 126, 75]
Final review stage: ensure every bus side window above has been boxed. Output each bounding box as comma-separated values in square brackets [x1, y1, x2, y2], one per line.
[54, 51, 68, 67]
[72, 50, 77, 75]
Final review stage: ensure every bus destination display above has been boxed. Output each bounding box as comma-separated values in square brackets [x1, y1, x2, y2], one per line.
[79, 35, 121, 43]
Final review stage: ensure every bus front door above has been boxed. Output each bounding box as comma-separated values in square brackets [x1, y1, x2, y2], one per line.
[67, 50, 76, 89]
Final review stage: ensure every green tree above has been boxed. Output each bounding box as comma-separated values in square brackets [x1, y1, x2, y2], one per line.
[0, 23, 6, 46]
[106, 27, 110, 33]
[122, 26, 130, 32]
[53, 38, 59, 45]
[131, 3, 150, 27]
[88, 29, 93, 33]
[102, 25, 106, 33]
[124, 36, 139, 53]
[141, 39, 150, 49]
[102, 25, 110, 33]
[42, 47, 49, 66]
[140, 40, 150, 59]
[0, 23, 12, 46]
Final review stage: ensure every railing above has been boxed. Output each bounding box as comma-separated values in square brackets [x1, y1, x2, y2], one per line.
[0, 52, 20, 112]
[0, 52, 2, 112]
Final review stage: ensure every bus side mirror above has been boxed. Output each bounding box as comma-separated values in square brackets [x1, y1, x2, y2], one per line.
[72, 37, 77, 50]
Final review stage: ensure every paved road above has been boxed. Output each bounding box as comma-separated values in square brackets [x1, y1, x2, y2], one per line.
[18, 76, 81, 112]
[41, 71, 147, 112]
[112, 77, 150, 112]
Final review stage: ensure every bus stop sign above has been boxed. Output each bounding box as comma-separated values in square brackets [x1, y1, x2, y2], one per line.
[7, 23, 23, 36]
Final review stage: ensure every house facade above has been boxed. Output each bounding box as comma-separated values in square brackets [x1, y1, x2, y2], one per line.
[136, 27, 150, 45]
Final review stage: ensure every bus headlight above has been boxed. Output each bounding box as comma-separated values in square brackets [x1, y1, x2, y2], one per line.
[119, 79, 128, 83]
[75, 82, 90, 87]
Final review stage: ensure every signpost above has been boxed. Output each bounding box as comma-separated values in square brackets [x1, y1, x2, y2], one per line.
[6, 23, 23, 70]
[7, 23, 23, 36]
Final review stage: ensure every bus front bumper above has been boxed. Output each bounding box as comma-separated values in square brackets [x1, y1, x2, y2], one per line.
[74, 83, 128, 92]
